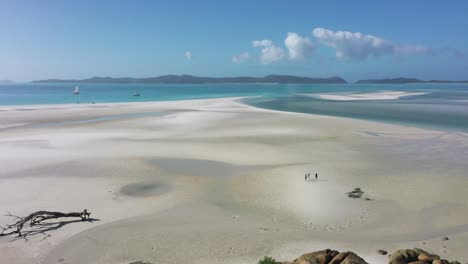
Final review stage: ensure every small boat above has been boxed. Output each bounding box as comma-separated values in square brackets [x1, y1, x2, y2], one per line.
[133, 91, 140, 96]
[73, 86, 80, 95]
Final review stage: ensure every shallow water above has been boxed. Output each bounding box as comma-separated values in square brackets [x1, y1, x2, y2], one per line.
[1, 82, 467, 131]
[245, 93, 468, 132]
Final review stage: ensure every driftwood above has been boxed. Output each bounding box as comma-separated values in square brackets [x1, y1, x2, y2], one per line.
[0, 209, 92, 238]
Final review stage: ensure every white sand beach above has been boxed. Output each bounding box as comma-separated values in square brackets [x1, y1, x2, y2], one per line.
[305, 91, 427, 101]
[0, 98, 467, 264]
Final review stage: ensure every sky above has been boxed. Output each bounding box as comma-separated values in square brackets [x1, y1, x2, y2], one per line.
[0, 0, 467, 82]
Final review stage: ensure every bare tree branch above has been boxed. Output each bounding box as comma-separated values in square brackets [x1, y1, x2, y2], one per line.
[0, 209, 94, 239]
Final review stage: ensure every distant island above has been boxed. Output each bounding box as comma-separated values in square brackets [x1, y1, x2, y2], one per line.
[356, 78, 468, 84]
[0, 80, 13, 84]
[30, 76, 468, 85]
[31, 75, 347, 84]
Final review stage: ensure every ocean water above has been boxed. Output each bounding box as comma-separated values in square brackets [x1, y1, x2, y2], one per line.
[1, 83, 467, 132]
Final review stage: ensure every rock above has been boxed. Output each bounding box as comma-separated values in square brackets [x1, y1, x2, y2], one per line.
[329, 252, 352, 264]
[388, 249, 419, 264]
[281, 249, 367, 264]
[340, 252, 368, 264]
[377, 249, 388, 255]
[433, 260, 450, 264]
[295, 249, 339, 264]
[346, 187, 365, 199]
[274, 248, 461, 264]
[418, 253, 440, 262]
[413, 248, 430, 255]
[442, 236, 449, 241]
[329, 252, 367, 264]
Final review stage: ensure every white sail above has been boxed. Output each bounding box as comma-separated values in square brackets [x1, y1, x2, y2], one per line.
[74, 86, 80, 94]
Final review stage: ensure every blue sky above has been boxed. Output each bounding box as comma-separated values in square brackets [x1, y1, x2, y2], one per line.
[1, 0, 467, 82]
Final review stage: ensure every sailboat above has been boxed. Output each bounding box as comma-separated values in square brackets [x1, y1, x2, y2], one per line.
[73, 86, 80, 95]
[133, 89, 140, 96]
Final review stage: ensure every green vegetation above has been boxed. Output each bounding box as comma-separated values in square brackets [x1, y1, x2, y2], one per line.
[258, 256, 280, 264]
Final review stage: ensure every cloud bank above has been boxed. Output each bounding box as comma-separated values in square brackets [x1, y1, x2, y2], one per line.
[248, 27, 438, 64]
[284, 32, 315, 60]
[252, 40, 285, 64]
[312, 27, 431, 60]
[232, 52, 249, 63]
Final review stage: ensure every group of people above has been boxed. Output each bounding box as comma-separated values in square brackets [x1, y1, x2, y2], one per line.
[305, 172, 318, 181]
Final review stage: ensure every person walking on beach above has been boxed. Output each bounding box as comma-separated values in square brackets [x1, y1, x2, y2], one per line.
[315, 173, 318, 180]
[305, 173, 307, 181]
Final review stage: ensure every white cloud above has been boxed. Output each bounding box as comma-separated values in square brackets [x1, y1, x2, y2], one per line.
[185, 51, 192, 60]
[232, 52, 249, 63]
[284, 32, 315, 60]
[252, 39, 285, 64]
[253, 40, 272, 47]
[312, 27, 430, 60]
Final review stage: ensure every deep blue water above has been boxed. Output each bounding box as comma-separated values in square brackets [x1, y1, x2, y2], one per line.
[1, 83, 467, 132]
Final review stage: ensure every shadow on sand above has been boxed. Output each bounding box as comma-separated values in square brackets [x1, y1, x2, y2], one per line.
[306, 179, 328, 182]
[7, 218, 100, 242]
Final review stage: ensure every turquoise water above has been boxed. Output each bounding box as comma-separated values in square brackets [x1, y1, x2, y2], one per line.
[1, 83, 468, 132]
[0, 83, 285, 105]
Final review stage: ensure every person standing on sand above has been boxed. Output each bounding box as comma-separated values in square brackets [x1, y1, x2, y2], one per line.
[305, 174, 307, 181]
[315, 173, 318, 180]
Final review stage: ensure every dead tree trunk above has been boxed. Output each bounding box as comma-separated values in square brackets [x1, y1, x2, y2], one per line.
[0, 209, 91, 238]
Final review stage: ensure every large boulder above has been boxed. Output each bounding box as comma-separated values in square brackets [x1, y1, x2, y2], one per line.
[340, 252, 369, 264]
[282, 249, 368, 264]
[388, 249, 459, 264]
[329, 252, 352, 264]
[294, 249, 339, 264]
[277, 248, 461, 264]
[432, 260, 450, 264]
[389, 249, 420, 264]
[418, 253, 440, 262]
